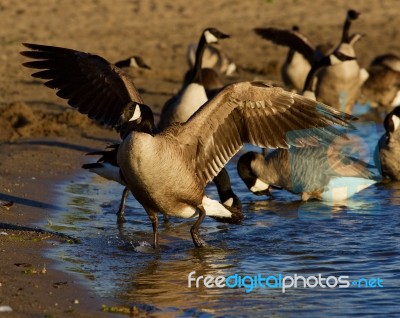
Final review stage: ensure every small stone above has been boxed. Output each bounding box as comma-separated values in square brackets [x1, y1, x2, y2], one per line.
[73, 299, 79, 304]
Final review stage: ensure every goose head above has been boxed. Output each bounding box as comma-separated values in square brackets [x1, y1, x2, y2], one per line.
[371, 54, 400, 73]
[117, 102, 155, 138]
[203, 27, 230, 44]
[128, 56, 151, 70]
[342, 9, 360, 43]
[384, 106, 400, 136]
[237, 151, 272, 197]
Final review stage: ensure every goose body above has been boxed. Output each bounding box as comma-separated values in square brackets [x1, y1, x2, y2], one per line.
[314, 43, 362, 113]
[282, 50, 311, 92]
[22, 43, 354, 248]
[119, 131, 203, 218]
[238, 147, 377, 202]
[379, 106, 400, 180]
[360, 54, 400, 111]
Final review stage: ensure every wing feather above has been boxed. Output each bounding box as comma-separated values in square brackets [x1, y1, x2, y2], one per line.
[175, 81, 355, 185]
[21, 43, 143, 127]
[254, 28, 317, 64]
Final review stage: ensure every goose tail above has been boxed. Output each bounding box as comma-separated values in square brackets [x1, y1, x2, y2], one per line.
[82, 162, 125, 185]
[202, 196, 243, 224]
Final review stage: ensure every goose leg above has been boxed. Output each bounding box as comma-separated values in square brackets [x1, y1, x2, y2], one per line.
[191, 206, 207, 248]
[116, 187, 129, 224]
[162, 213, 169, 224]
[145, 208, 159, 248]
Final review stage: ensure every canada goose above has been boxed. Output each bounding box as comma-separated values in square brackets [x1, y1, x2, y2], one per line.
[255, 10, 364, 114]
[158, 27, 241, 212]
[238, 147, 377, 202]
[82, 142, 241, 221]
[22, 43, 354, 248]
[280, 26, 312, 92]
[187, 42, 236, 77]
[360, 54, 400, 112]
[114, 55, 151, 70]
[158, 27, 230, 131]
[254, 26, 332, 93]
[379, 106, 400, 180]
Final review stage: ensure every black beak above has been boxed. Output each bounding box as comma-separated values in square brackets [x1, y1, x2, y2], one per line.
[219, 32, 230, 39]
[134, 56, 151, 70]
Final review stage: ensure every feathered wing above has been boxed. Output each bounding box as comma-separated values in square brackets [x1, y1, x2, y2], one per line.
[174, 81, 355, 186]
[20, 43, 143, 127]
[254, 28, 316, 65]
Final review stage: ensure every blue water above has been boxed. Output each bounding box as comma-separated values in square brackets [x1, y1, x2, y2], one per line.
[46, 116, 400, 317]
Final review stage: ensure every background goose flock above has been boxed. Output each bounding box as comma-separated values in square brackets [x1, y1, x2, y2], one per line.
[1, 0, 400, 316]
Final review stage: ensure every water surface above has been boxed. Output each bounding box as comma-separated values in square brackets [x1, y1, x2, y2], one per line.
[46, 118, 400, 317]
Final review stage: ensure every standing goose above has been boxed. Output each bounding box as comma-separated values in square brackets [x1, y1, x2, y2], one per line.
[159, 27, 241, 212]
[238, 147, 378, 202]
[254, 26, 317, 93]
[379, 106, 400, 180]
[158, 27, 230, 130]
[255, 10, 364, 114]
[21, 43, 354, 248]
[360, 54, 400, 112]
[279, 26, 312, 92]
[314, 10, 364, 113]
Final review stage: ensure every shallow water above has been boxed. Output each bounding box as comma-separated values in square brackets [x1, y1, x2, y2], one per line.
[45, 117, 400, 317]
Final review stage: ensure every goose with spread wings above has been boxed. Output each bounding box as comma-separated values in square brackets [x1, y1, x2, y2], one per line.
[21, 43, 354, 248]
[254, 10, 365, 114]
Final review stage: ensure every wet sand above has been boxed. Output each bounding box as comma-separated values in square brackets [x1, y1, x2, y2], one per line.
[1, 0, 399, 316]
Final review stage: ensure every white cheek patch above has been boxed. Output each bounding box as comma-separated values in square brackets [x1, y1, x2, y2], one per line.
[330, 54, 342, 65]
[130, 57, 139, 68]
[204, 30, 219, 44]
[129, 106, 141, 121]
[392, 115, 400, 131]
[223, 197, 234, 207]
[250, 179, 269, 193]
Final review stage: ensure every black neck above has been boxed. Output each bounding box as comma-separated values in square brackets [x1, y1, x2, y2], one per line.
[341, 11, 359, 44]
[285, 48, 295, 64]
[302, 56, 330, 93]
[341, 19, 351, 43]
[188, 34, 208, 85]
[119, 106, 155, 139]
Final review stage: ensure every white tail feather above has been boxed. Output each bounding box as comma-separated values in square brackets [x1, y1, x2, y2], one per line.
[89, 163, 125, 185]
[202, 196, 232, 218]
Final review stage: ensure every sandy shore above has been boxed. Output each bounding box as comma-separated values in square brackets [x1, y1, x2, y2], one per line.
[1, 0, 399, 316]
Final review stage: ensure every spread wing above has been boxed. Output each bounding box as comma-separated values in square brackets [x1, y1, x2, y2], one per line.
[20, 43, 143, 127]
[254, 28, 316, 64]
[174, 81, 355, 186]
